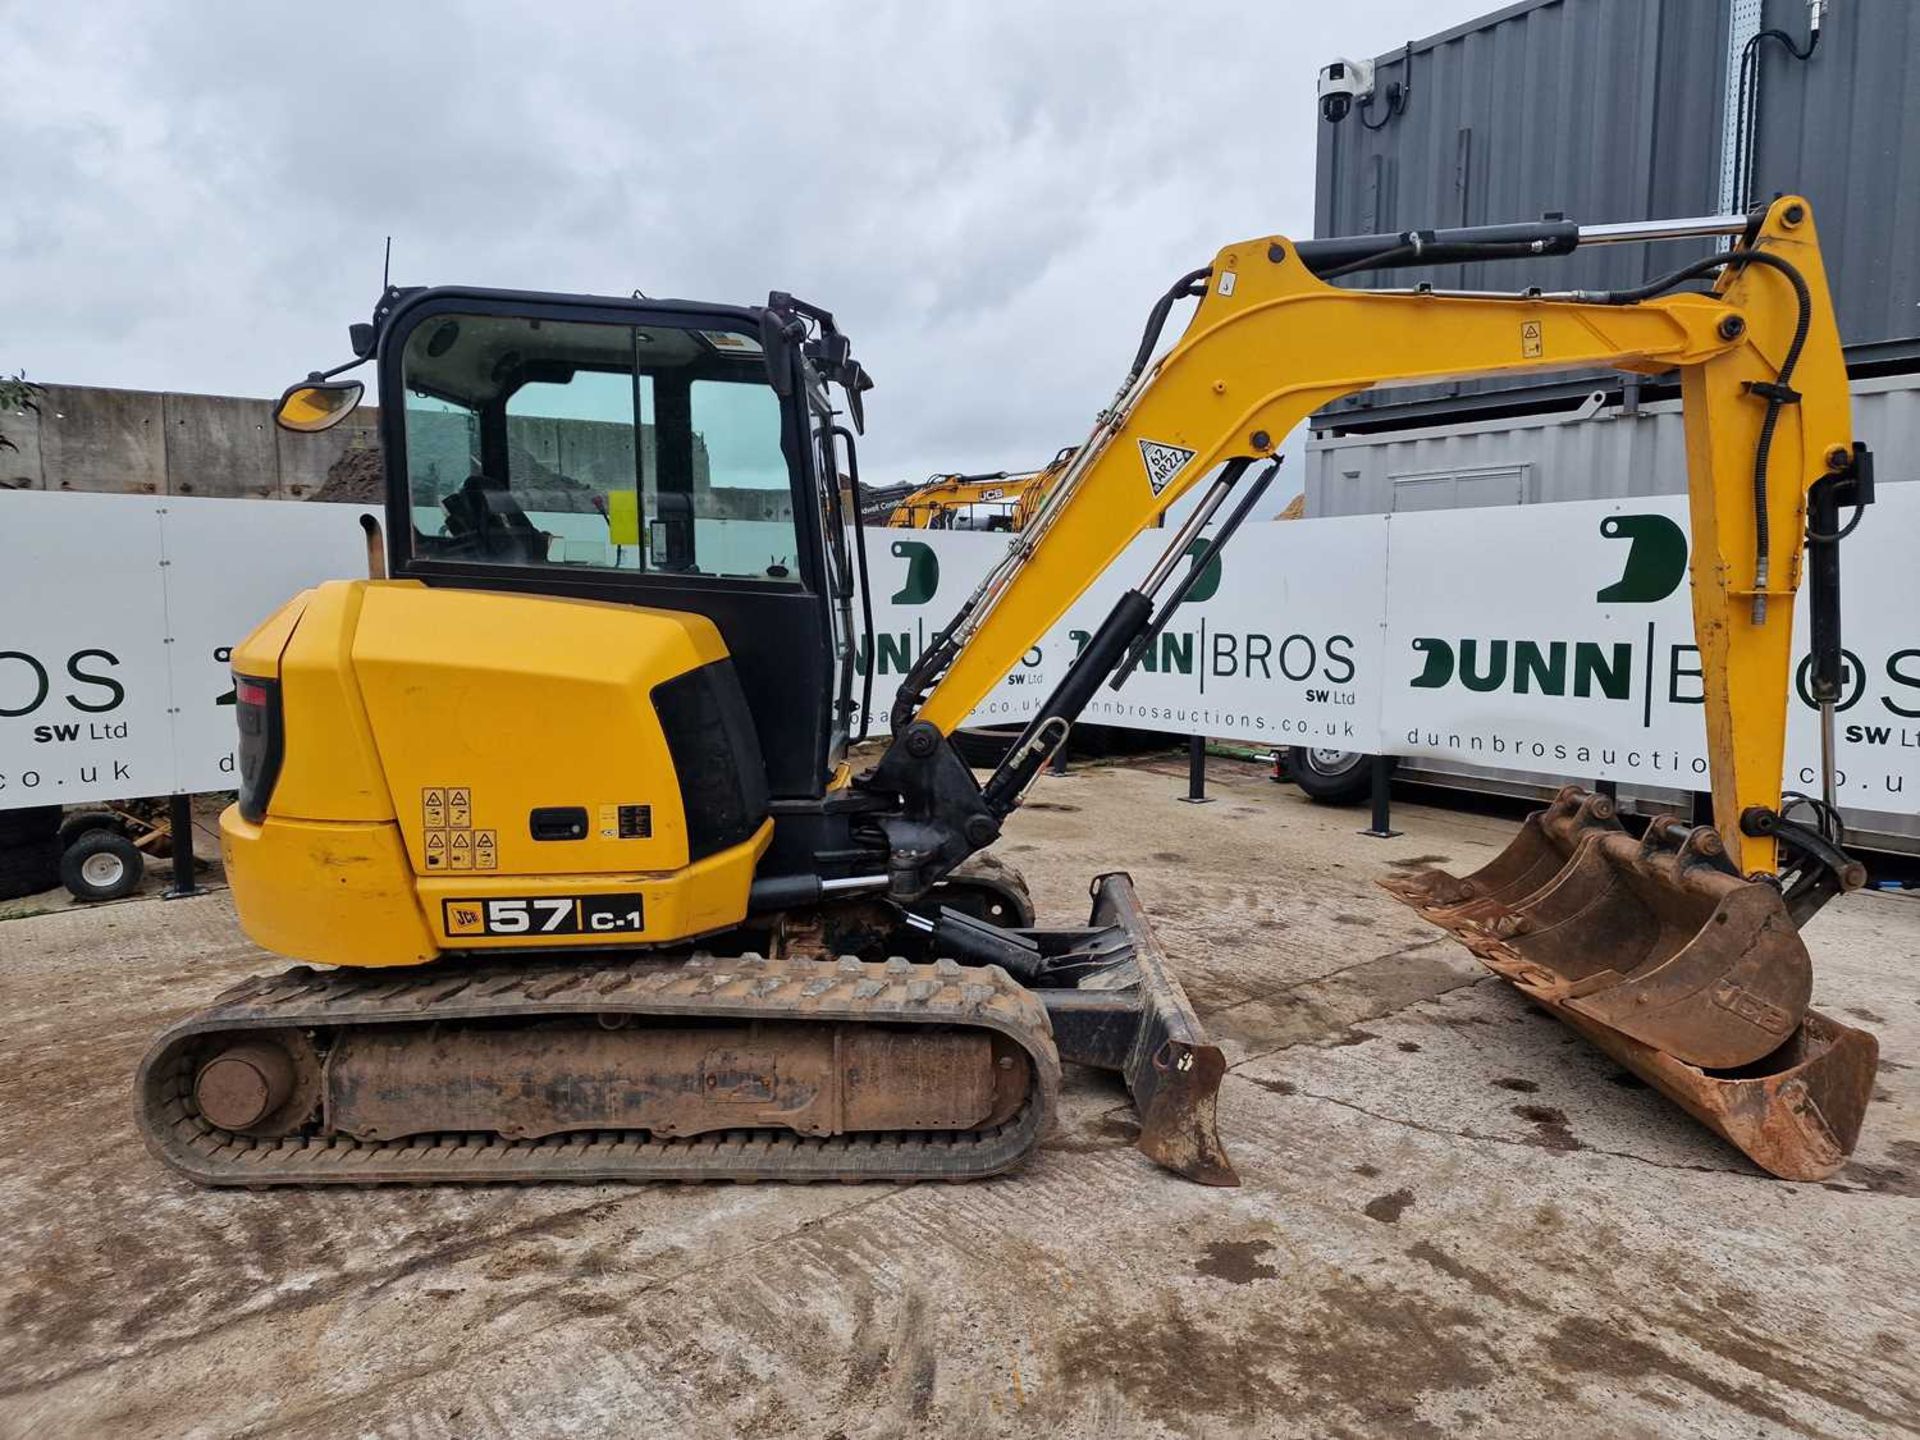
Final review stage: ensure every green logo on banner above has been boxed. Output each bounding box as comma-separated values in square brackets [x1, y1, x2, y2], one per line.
[889, 539, 940, 605]
[1596, 513, 1687, 603]
[1179, 538, 1222, 605]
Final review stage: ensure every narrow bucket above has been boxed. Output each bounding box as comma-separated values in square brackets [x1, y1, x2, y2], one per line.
[1382, 786, 1877, 1180]
[1388, 789, 1811, 1068]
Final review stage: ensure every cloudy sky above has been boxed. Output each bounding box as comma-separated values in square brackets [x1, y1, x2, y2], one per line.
[4, 1, 1494, 489]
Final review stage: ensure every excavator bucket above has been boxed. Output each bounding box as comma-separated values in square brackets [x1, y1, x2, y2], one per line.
[1383, 787, 1877, 1180]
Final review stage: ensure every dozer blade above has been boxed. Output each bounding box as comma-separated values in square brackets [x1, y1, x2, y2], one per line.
[1383, 786, 1877, 1180]
[1033, 873, 1239, 1187]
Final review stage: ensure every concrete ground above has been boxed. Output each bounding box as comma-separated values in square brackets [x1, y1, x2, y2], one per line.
[0, 757, 1914, 1439]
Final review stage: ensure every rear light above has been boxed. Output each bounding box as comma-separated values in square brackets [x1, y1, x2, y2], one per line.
[235, 673, 285, 823]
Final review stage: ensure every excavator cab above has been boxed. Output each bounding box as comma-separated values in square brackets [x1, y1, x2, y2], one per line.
[369, 291, 865, 800]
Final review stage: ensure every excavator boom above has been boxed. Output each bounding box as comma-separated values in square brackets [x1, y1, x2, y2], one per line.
[868, 197, 1876, 1178]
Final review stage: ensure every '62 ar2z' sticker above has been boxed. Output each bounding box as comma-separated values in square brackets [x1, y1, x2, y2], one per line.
[444, 893, 646, 939]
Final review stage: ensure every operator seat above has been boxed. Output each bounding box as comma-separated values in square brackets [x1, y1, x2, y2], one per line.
[441, 474, 549, 564]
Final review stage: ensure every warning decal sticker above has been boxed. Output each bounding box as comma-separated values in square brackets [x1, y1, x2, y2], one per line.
[422, 784, 496, 870]
[1138, 439, 1197, 497]
[1521, 320, 1543, 358]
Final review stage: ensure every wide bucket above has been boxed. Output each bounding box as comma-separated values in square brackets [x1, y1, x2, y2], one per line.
[1556, 999, 1876, 1182]
[1383, 786, 1877, 1180]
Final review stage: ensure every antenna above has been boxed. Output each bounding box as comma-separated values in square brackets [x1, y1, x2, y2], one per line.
[382, 236, 392, 290]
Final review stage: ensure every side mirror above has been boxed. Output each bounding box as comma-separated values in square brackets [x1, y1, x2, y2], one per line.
[844, 362, 872, 435]
[274, 377, 364, 433]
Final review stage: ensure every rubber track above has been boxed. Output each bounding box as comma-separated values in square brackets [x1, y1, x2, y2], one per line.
[135, 952, 1062, 1186]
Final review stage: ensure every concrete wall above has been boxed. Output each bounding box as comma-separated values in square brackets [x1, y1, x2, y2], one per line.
[0, 384, 778, 520]
[0, 383, 381, 500]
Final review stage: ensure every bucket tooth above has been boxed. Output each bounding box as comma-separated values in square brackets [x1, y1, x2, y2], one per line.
[1383, 786, 1621, 937]
[1383, 786, 1873, 1179]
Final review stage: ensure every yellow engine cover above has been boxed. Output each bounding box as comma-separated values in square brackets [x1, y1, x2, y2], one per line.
[221, 579, 771, 967]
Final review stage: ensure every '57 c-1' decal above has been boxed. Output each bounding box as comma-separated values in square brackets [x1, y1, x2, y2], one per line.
[444, 893, 646, 938]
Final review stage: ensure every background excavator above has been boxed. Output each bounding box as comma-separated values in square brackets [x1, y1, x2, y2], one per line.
[879, 448, 1075, 531]
[137, 196, 1876, 1188]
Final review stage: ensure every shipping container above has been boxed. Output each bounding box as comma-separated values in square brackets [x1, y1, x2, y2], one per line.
[1307, 374, 1919, 517]
[1312, 0, 1920, 427]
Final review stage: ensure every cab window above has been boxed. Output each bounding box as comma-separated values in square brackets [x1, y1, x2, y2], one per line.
[399, 313, 800, 583]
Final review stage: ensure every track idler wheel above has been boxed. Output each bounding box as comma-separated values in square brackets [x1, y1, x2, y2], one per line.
[192, 1029, 321, 1136]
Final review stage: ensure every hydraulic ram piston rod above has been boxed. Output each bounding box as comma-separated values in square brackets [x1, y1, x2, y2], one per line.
[1296, 213, 1753, 278]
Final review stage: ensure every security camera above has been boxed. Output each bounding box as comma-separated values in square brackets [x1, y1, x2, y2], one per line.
[1317, 57, 1375, 124]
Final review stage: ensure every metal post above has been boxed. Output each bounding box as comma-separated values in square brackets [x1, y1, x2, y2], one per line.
[1359, 754, 1402, 839]
[1690, 789, 1715, 827]
[162, 793, 207, 900]
[1048, 736, 1072, 776]
[1178, 734, 1213, 805]
[1596, 779, 1618, 801]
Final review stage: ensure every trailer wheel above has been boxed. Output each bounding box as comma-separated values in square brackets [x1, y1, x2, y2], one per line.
[60, 830, 145, 902]
[950, 726, 1021, 769]
[1285, 746, 1387, 805]
[58, 810, 130, 849]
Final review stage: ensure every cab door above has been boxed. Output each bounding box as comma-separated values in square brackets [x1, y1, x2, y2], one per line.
[813, 410, 872, 767]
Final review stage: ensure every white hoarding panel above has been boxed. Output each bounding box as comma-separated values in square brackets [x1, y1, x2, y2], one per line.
[156, 496, 381, 792]
[0, 494, 175, 806]
[0, 492, 376, 806]
[856, 515, 1390, 750]
[1377, 490, 1920, 809]
[1, 487, 1914, 820]
[1380, 498, 1703, 786]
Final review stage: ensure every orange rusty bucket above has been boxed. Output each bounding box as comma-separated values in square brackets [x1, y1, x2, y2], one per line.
[1384, 787, 1877, 1180]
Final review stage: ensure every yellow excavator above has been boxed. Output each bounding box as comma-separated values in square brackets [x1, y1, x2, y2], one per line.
[137, 197, 1876, 1187]
[883, 448, 1075, 531]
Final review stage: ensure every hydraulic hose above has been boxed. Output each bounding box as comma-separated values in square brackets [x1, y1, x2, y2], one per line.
[1588, 246, 1812, 624]
[1123, 266, 1213, 393]
[1734, 15, 1822, 212]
